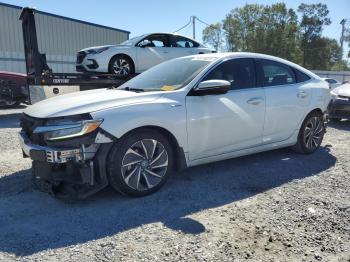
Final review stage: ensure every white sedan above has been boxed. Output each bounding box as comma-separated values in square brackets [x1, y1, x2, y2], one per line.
[21, 53, 330, 198]
[76, 33, 214, 77]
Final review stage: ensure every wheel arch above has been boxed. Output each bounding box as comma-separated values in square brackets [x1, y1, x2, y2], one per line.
[307, 108, 323, 116]
[298, 107, 324, 129]
[115, 125, 187, 171]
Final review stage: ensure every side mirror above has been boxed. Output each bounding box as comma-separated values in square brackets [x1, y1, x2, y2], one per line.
[138, 40, 151, 48]
[191, 80, 231, 96]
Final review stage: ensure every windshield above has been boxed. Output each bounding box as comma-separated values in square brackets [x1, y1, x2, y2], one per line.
[118, 56, 216, 91]
[120, 35, 146, 46]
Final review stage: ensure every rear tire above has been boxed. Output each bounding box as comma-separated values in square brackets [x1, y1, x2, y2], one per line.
[108, 55, 134, 79]
[292, 111, 325, 154]
[107, 129, 174, 197]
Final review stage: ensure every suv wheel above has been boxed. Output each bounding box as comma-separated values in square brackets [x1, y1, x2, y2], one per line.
[292, 111, 325, 154]
[107, 129, 173, 197]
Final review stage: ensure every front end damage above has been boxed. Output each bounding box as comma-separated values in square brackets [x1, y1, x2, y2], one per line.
[19, 113, 115, 199]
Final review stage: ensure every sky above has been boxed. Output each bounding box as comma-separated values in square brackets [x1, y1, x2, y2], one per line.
[2, 0, 350, 57]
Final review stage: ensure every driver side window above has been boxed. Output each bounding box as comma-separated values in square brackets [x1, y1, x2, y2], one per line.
[138, 34, 169, 47]
[203, 58, 256, 90]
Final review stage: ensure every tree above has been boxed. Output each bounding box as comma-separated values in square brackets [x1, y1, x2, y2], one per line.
[303, 37, 342, 70]
[202, 23, 224, 51]
[222, 3, 301, 63]
[297, 3, 331, 67]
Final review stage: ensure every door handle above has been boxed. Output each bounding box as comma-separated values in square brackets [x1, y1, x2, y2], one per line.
[297, 91, 308, 98]
[247, 98, 264, 105]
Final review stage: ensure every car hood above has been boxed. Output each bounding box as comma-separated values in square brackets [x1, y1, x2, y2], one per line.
[24, 89, 162, 118]
[333, 83, 350, 97]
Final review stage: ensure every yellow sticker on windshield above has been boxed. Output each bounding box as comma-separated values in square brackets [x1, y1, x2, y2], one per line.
[161, 85, 175, 91]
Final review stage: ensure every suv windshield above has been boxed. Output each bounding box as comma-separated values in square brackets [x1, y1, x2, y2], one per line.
[118, 56, 216, 91]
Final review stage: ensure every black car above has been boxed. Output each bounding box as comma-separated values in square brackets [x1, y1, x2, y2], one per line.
[328, 83, 350, 121]
[0, 71, 28, 107]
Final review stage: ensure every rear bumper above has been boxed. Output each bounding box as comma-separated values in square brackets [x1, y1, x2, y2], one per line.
[328, 97, 350, 119]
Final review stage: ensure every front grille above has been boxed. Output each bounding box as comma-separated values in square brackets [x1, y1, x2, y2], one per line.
[20, 114, 46, 145]
[76, 51, 87, 64]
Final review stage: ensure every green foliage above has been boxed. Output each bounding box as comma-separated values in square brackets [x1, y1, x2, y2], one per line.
[304, 37, 342, 70]
[298, 3, 331, 41]
[221, 3, 302, 63]
[202, 2, 348, 71]
[202, 23, 224, 51]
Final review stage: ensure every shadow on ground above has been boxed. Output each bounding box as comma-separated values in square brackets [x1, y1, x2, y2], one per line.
[0, 105, 26, 128]
[0, 146, 336, 256]
[328, 119, 350, 131]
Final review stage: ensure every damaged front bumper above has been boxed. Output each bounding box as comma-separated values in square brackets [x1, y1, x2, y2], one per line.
[19, 131, 98, 163]
[19, 130, 114, 199]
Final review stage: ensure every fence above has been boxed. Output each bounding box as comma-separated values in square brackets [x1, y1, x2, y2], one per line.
[312, 70, 350, 83]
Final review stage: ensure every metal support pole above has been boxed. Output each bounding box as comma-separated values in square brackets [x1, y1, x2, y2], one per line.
[192, 16, 196, 40]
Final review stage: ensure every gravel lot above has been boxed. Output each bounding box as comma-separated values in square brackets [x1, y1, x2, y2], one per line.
[0, 106, 349, 262]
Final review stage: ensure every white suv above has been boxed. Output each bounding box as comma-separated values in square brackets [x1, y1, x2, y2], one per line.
[20, 53, 330, 198]
[76, 33, 214, 78]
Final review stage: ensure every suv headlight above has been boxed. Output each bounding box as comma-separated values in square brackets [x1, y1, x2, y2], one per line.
[34, 119, 103, 141]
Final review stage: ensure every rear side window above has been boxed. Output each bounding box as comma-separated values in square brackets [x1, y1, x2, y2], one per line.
[171, 35, 199, 48]
[294, 69, 311, 83]
[203, 58, 256, 90]
[259, 59, 296, 87]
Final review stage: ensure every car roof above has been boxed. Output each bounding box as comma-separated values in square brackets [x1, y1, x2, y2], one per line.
[186, 52, 319, 79]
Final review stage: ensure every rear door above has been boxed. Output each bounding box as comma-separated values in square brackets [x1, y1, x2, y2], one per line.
[168, 35, 201, 59]
[257, 59, 312, 144]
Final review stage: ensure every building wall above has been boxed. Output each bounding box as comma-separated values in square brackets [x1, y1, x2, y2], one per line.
[0, 3, 129, 73]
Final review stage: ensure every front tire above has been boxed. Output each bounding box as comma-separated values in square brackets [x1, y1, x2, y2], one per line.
[292, 111, 325, 154]
[108, 55, 134, 79]
[107, 129, 174, 197]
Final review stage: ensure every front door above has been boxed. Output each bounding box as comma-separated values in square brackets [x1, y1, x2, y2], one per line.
[186, 58, 266, 160]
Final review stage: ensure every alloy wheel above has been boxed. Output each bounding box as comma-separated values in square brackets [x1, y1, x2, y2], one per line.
[304, 116, 324, 150]
[121, 139, 168, 191]
[113, 58, 130, 76]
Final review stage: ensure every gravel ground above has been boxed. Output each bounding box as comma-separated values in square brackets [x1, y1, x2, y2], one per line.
[0, 106, 349, 262]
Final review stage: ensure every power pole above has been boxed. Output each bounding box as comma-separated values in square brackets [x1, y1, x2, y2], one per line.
[340, 19, 347, 60]
[192, 16, 196, 40]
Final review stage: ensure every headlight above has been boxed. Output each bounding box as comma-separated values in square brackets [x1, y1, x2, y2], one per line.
[330, 90, 339, 99]
[87, 47, 110, 54]
[34, 119, 103, 141]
